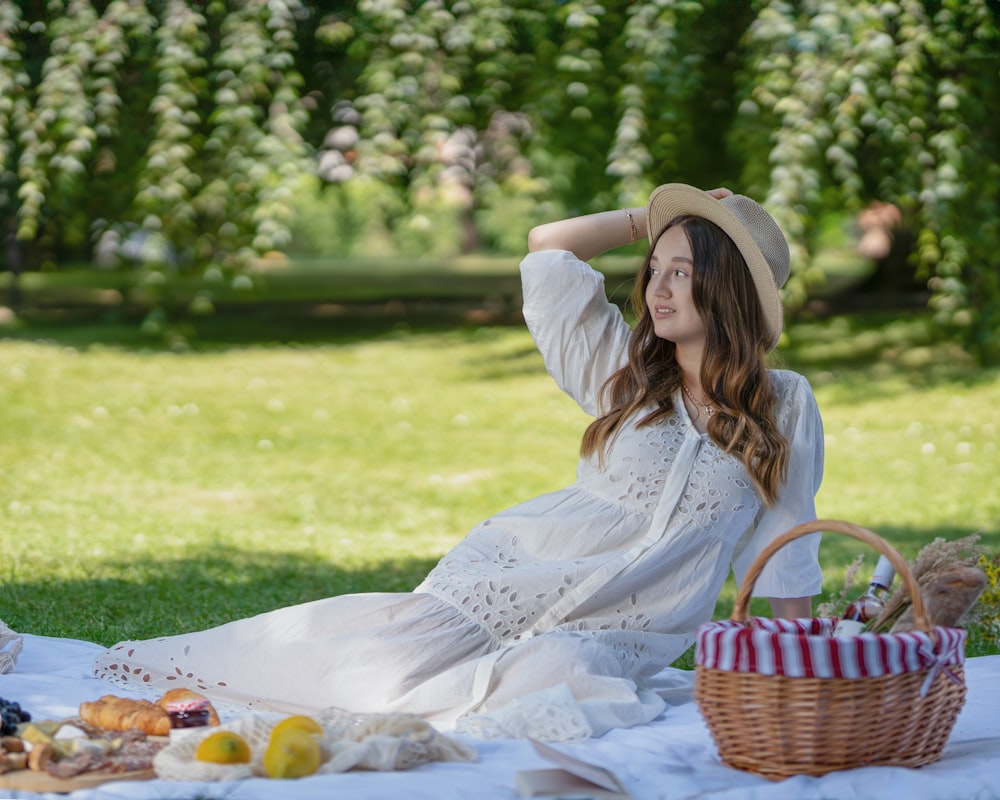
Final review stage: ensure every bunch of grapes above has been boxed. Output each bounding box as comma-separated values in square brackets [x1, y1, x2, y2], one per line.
[0, 698, 30, 735]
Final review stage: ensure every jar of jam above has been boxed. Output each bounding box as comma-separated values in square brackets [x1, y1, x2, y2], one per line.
[165, 697, 212, 741]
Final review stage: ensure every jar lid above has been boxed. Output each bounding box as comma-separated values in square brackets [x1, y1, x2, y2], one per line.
[165, 697, 211, 713]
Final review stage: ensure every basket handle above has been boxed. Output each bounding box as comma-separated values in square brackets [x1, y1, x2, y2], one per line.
[732, 519, 931, 632]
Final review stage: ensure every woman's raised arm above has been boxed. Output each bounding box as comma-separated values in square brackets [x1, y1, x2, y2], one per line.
[526, 188, 733, 262]
[526, 207, 647, 262]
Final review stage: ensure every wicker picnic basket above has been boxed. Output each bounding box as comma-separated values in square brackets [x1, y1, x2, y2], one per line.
[694, 520, 968, 780]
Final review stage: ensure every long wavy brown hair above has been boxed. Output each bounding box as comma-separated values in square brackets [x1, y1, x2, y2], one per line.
[579, 214, 789, 507]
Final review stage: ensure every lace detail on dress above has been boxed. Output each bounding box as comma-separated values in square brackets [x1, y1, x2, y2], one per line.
[598, 411, 687, 513]
[418, 539, 562, 643]
[555, 596, 657, 682]
[676, 458, 752, 535]
[671, 372, 805, 532]
[769, 369, 808, 431]
[96, 641, 233, 696]
[455, 684, 593, 742]
[0, 620, 23, 675]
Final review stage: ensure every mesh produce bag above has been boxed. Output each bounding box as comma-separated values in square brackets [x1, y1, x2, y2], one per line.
[154, 707, 476, 782]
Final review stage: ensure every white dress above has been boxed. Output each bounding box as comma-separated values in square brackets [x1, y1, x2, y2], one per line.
[93, 250, 824, 741]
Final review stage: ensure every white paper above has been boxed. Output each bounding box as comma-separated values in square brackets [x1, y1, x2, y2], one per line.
[517, 739, 631, 799]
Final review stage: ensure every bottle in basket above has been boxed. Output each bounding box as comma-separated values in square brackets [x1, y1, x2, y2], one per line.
[833, 554, 896, 637]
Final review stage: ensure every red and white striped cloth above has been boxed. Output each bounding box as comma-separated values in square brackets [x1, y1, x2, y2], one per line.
[696, 617, 966, 682]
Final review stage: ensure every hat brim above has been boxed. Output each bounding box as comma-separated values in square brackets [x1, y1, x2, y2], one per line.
[646, 184, 784, 351]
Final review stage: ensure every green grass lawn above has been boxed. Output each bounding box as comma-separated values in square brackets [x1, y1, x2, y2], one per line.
[1, 306, 997, 665]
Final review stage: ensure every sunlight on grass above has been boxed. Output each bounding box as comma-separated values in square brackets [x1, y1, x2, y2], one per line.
[0, 327, 587, 643]
[1, 320, 997, 656]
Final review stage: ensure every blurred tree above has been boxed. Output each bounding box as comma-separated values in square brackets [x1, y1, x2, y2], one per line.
[130, 0, 210, 269]
[735, 0, 999, 359]
[0, 0, 996, 359]
[1, 0, 310, 285]
[306, 0, 551, 257]
[4, 1, 155, 268]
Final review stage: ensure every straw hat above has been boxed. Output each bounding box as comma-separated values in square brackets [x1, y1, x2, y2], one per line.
[646, 183, 790, 351]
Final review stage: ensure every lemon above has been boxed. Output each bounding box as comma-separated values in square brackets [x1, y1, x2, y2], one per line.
[194, 730, 252, 764]
[263, 728, 322, 779]
[270, 715, 324, 739]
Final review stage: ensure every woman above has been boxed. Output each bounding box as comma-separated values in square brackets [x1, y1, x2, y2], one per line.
[94, 184, 824, 741]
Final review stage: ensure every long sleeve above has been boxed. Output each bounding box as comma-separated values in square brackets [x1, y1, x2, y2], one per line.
[731, 371, 825, 598]
[520, 250, 633, 417]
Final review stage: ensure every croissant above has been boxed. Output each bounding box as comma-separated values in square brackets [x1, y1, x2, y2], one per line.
[79, 695, 171, 736]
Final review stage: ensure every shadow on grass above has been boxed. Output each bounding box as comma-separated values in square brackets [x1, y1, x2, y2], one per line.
[815, 521, 998, 566]
[0, 546, 440, 648]
[2, 303, 556, 383]
[778, 309, 995, 392]
[459, 337, 545, 382]
[0, 257, 982, 383]
[3, 298, 994, 392]
[0, 304, 528, 352]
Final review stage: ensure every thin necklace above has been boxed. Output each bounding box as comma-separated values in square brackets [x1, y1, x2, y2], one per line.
[682, 383, 716, 418]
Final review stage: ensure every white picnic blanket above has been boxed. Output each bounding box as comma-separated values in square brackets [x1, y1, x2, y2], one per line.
[0, 634, 998, 799]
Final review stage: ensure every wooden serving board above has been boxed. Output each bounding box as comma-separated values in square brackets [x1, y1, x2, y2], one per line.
[0, 767, 156, 793]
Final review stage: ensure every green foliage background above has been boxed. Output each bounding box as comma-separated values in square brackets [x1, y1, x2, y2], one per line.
[0, 0, 998, 359]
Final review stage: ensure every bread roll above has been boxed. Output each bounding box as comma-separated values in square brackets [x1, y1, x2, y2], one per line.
[890, 566, 987, 633]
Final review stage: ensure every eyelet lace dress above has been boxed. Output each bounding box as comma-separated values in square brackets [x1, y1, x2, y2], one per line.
[93, 249, 824, 742]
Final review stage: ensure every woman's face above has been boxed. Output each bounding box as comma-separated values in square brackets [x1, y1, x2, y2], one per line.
[645, 225, 706, 349]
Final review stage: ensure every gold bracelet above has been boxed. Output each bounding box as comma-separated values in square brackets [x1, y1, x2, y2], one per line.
[622, 208, 637, 244]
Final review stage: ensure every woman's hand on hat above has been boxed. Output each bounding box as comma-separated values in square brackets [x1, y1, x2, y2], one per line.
[707, 187, 733, 200]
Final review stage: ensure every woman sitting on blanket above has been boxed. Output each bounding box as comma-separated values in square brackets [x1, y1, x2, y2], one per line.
[95, 183, 825, 742]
